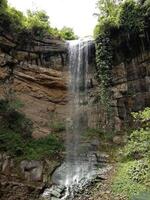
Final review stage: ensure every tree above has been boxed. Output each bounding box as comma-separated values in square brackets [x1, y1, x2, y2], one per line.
[24, 10, 52, 38]
[60, 26, 77, 40]
[0, 0, 8, 9]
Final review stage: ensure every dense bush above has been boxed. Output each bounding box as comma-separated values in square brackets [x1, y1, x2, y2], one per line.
[0, 0, 8, 9]
[123, 128, 150, 159]
[25, 10, 52, 38]
[119, 0, 144, 33]
[128, 159, 150, 185]
[123, 108, 150, 160]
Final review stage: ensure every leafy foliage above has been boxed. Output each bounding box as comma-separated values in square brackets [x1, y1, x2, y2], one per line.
[95, 32, 112, 107]
[0, 129, 63, 160]
[119, 0, 144, 33]
[123, 128, 150, 159]
[94, 0, 120, 36]
[25, 10, 51, 38]
[112, 161, 148, 199]
[123, 108, 150, 160]
[128, 159, 150, 185]
[0, 0, 8, 9]
[0, 1, 77, 40]
[60, 26, 77, 40]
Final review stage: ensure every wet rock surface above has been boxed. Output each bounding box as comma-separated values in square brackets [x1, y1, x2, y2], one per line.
[41, 152, 113, 200]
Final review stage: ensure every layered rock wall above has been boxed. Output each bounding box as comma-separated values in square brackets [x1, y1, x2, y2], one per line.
[111, 51, 150, 130]
[0, 34, 69, 138]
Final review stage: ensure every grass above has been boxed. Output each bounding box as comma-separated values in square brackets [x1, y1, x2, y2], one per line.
[112, 161, 149, 200]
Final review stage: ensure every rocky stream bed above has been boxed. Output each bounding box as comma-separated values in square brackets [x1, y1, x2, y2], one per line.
[40, 152, 115, 200]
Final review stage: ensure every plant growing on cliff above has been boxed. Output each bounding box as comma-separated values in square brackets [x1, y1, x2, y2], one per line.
[94, 0, 150, 115]
[94, 0, 119, 110]
[0, 129, 63, 160]
[95, 31, 112, 107]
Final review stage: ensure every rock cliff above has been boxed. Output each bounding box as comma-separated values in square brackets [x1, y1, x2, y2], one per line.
[0, 34, 69, 138]
[0, 34, 68, 199]
[110, 31, 150, 130]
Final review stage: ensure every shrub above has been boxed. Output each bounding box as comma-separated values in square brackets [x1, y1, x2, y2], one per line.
[128, 159, 150, 185]
[123, 108, 150, 160]
[0, 129, 63, 160]
[0, 0, 8, 9]
[123, 128, 150, 159]
[0, 129, 25, 157]
[25, 10, 50, 38]
[24, 134, 64, 160]
[0, 99, 33, 137]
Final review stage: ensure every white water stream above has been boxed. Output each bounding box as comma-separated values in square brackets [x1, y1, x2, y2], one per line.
[44, 38, 100, 200]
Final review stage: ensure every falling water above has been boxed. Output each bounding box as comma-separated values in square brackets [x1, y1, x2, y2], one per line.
[52, 37, 97, 199]
[65, 38, 92, 185]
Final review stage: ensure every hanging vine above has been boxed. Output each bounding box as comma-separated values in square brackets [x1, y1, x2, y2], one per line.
[95, 31, 113, 111]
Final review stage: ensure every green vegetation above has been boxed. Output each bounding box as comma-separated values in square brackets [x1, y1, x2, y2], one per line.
[0, 0, 77, 40]
[112, 108, 150, 199]
[94, 0, 150, 107]
[0, 99, 63, 160]
[50, 121, 66, 133]
[83, 127, 116, 141]
[0, 129, 63, 160]
[60, 26, 78, 40]
[0, 99, 33, 137]
[123, 108, 150, 160]
[112, 161, 147, 199]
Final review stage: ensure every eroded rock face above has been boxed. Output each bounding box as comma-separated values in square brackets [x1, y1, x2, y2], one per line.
[0, 153, 60, 188]
[0, 34, 69, 138]
[110, 52, 150, 130]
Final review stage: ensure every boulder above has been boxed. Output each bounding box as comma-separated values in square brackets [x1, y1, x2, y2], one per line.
[20, 160, 43, 182]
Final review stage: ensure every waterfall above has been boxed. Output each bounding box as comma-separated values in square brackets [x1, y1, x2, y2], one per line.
[65, 38, 92, 186]
[52, 37, 97, 199]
